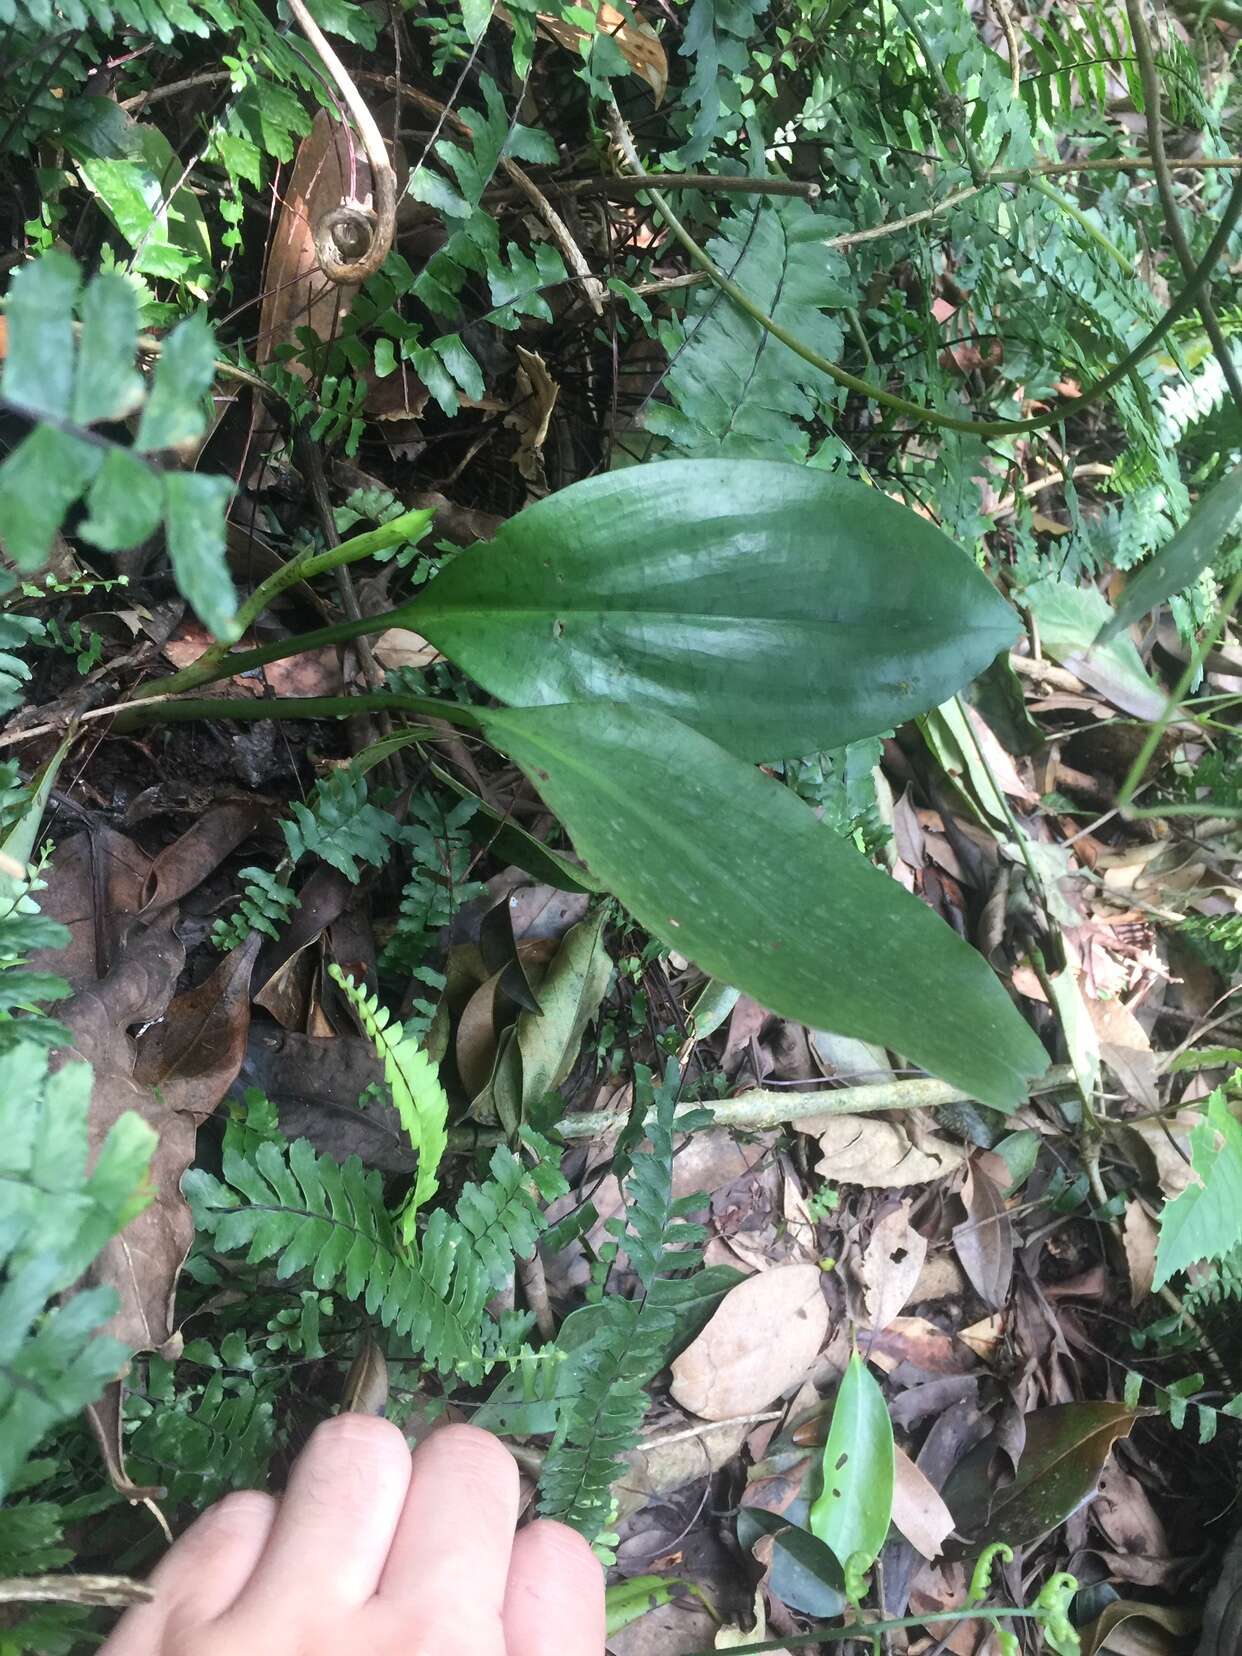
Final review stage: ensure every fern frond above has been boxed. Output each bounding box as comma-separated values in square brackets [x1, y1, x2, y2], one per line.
[381, 795, 483, 976]
[645, 197, 856, 462]
[212, 866, 297, 950]
[537, 1064, 708, 1536]
[281, 768, 398, 882]
[126, 1364, 279, 1505]
[186, 1134, 565, 1383]
[329, 967, 450, 1225]
[1180, 912, 1242, 974]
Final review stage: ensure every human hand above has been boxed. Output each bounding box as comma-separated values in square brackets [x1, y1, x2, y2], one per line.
[101, 1418, 605, 1655]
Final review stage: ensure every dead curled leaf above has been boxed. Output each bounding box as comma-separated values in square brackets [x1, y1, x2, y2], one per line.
[805, 1113, 965, 1188]
[670, 1263, 829, 1421]
[861, 1201, 927, 1331]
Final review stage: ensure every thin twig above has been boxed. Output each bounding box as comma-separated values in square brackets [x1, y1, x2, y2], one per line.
[0, 1575, 154, 1608]
[501, 156, 606, 315]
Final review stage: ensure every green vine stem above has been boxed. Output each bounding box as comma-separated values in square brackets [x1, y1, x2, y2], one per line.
[129, 507, 433, 697]
[113, 692, 480, 733]
[608, 102, 1242, 439]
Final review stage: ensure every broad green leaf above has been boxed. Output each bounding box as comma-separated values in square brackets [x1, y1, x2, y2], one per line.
[76, 117, 212, 287]
[0, 251, 78, 419]
[136, 313, 216, 453]
[944, 1402, 1138, 1547]
[1100, 462, 1242, 642]
[419, 459, 1021, 763]
[163, 472, 238, 641]
[0, 425, 102, 569]
[459, 0, 493, 43]
[1023, 578, 1164, 719]
[808, 1352, 893, 1570]
[1154, 1086, 1242, 1288]
[481, 702, 1050, 1110]
[79, 449, 164, 551]
[735, 1508, 846, 1617]
[606, 1577, 706, 1636]
[73, 273, 144, 425]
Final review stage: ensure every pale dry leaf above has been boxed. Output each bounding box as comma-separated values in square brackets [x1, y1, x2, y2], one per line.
[372, 627, 443, 672]
[670, 1263, 829, 1421]
[715, 1592, 790, 1653]
[1087, 994, 1158, 1109]
[861, 1201, 927, 1330]
[891, 1444, 956, 1560]
[1094, 1461, 1170, 1559]
[535, 1, 668, 101]
[1122, 1200, 1159, 1306]
[615, 1419, 750, 1520]
[811, 1115, 965, 1188]
[956, 1314, 1005, 1363]
[505, 345, 559, 487]
[961, 702, 1038, 802]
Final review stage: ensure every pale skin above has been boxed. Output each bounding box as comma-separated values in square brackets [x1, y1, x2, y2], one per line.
[101, 1418, 605, 1656]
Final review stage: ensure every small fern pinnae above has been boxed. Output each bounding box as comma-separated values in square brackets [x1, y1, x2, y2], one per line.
[212, 866, 297, 950]
[329, 967, 449, 1230]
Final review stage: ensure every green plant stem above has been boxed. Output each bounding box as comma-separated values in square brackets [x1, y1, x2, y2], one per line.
[1126, 0, 1242, 409]
[127, 508, 433, 699]
[889, 0, 987, 184]
[441, 1065, 1076, 1148]
[609, 102, 1242, 437]
[1115, 569, 1242, 816]
[1029, 176, 1133, 270]
[112, 693, 481, 733]
[685, 1608, 1041, 1656]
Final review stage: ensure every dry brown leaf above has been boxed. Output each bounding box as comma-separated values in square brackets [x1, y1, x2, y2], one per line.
[534, 1, 667, 101]
[256, 111, 364, 370]
[140, 801, 268, 916]
[372, 627, 442, 672]
[1122, 1200, 1159, 1305]
[506, 345, 559, 488]
[66, 921, 191, 1360]
[952, 1160, 1013, 1310]
[29, 828, 150, 993]
[163, 620, 344, 698]
[864, 1316, 977, 1377]
[1087, 994, 1158, 1109]
[1094, 1460, 1170, 1559]
[808, 1114, 965, 1188]
[957, 1314, 1005, 1363]
[670, 1263, 829, 1421]
[133, 934, 262, 1116]
[861, 1201, 927, 1330]
[891, 1444, 956, 1559]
